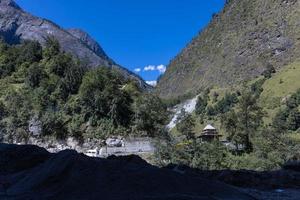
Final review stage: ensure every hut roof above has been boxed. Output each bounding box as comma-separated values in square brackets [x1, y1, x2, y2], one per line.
[203, 124, 216, 131]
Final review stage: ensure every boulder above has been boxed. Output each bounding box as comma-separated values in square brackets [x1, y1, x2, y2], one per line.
[106, 137, 124, 147]
[28, 117, 42, 136]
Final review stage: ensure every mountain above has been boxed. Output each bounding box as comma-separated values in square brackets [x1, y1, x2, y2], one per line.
[0, 0, 149, 89]
[156, 0, 300, 99]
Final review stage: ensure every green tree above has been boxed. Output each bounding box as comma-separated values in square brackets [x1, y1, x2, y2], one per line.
[134, 94, 168, 137]
[191, 141, 229, 170]
[3, 90, 32, 141]
[176, 114, 196, 140]
[195, 96, 207, 115]
[17, 41, 43, 65]
[46, 53, 73, 77]
[25, 63, 48, 88]
[0, 44, 16, 78]
[56, 63, 85, 100]
[294, 89, 300, 105]
[156, 140, 229, 170]
[287, 109, 300, 131]
[79, 68, 133, 126]
[222, 88, 264, 153]
[41, 111, 68, 139]
[222, 111, 239, 149]
[215, 93, 238, 114]
[252, 127, 300, 170]
[262, 64, 276, 78]
[272, 108, 289, 133]
[286, 96, 298, 109]
[235, 89, 264, 152]
[0, 101, 6, 120]
[250, 79, 265, 97]
[206, 105, 216, 116]
[43, 37, 60, 60]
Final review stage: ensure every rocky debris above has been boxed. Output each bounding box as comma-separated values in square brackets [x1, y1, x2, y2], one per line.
[0, 143, 255, 200]
[106, 137, 124, 147]
[22, 137, 104, 154]
[0, 0, 149, 89]
[8, 136, 155, 158]
[28, 117, 42, 136]
[99, 139, 154, 157]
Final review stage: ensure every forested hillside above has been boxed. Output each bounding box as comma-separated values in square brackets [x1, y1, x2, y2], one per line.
[154, 0, 300, 171]
[155, 67, 300, 171]
[0, 38, 168, 143]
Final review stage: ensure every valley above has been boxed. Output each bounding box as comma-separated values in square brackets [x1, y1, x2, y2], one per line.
[0, 0, 300, 199]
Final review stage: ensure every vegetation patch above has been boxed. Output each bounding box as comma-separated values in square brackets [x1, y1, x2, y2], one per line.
[0, 38, 169, 143]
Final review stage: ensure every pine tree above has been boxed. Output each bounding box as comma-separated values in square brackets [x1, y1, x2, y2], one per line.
[237, 89, 264, 152]
[287, 109, 300, 131]
[195, 96, 207, 115]
[222, 88, 264, 153]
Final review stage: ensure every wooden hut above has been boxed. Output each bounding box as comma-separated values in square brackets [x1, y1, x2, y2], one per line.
[199, 124, 221, 142]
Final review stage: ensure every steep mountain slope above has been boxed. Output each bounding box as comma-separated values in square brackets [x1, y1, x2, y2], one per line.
[157, 0, 300, 99]
[66, 28, 112, 62]
[0, 0, 149, 89]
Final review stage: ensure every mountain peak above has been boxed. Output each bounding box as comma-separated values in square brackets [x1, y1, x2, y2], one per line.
[66, 28, 110, 60]
[0, 0, 150, 89]
[0, 0, 21, 9]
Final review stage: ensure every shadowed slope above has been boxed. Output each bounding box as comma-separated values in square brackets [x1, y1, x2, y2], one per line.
[0, 144, 254, 200]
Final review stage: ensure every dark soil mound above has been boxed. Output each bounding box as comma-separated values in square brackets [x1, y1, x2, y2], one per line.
[0, 143, 253, 200]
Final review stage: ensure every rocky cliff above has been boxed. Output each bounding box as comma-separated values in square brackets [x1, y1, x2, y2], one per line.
[156, 0, 300, 99]
[0, 0, 149, 89]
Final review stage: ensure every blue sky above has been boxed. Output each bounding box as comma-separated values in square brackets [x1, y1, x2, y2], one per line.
[16, 0, 225, 84]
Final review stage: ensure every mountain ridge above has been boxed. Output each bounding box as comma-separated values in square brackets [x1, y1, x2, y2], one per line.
[156, 0, 300, 99]
[0, 0, 150, 89]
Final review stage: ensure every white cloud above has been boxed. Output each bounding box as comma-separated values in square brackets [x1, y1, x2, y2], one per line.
[134, 68, 141, 73]
[157, 64, 166, 74]
[143, 64, 166, 74]
[144, 65, 156, 71]
[146, 80, 157, 87]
